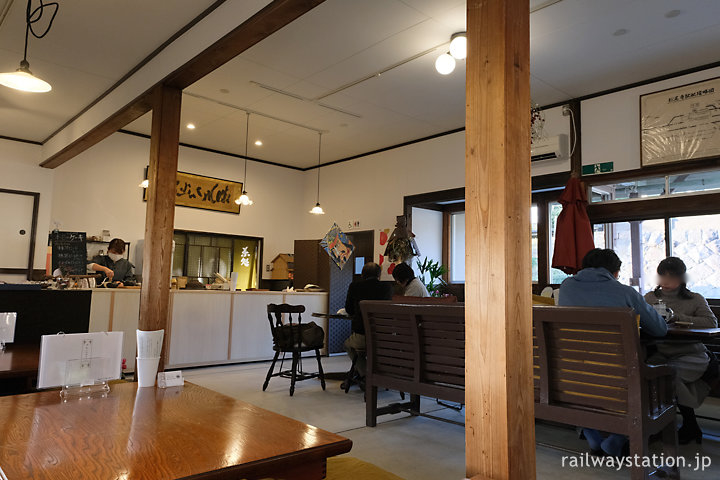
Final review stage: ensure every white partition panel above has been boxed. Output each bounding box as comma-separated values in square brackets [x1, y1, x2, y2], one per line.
[168, 292, 231, 367]
[230, 293, 284, 362]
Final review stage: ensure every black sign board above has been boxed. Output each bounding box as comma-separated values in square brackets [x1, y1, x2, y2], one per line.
[51, 231, 87, 275]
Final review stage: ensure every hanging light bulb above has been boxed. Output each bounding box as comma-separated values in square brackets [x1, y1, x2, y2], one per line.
[435, 53, 456, 75]
[0, 1, 58, 93]
[236, 112, 254, 206]
[449, 32, 467, 60]
[309, 132, 325, 215]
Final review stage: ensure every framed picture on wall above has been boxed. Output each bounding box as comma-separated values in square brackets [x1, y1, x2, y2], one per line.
[142, 169, 243, 214]
[640, 76, 720, 167]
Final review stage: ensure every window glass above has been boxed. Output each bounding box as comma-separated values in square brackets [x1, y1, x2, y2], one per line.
[548, 202, 570, 285]
[668, 170, 720, 195]
[670, 214, 720, 298]
[531, 206, 539, 282]
[450, 212, 465, 283]
[590, 177, 666, 203]
[607, 219, 666, 294]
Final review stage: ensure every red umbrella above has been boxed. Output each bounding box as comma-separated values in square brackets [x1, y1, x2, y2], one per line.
[551, 177, 595, 275]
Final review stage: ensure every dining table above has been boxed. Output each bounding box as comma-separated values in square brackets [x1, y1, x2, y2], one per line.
[0, 381, 352, 479]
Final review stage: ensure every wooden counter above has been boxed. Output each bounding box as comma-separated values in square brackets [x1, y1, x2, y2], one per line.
[89, 290, 328, 371]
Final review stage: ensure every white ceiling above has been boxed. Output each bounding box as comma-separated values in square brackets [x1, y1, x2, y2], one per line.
[124, 0, 720, 169]
[3, 1, 720, 169]
[0, 0, 217, 141]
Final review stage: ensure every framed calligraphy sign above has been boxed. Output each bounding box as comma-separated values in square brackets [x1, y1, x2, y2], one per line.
[143, 169, 243, 214]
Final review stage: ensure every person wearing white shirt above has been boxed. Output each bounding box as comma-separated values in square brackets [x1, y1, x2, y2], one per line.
[392, 262, 429, 297]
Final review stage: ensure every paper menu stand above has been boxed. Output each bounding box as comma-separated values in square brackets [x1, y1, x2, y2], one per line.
[0, 312, 17, 351]
[38, 331, 123, 400]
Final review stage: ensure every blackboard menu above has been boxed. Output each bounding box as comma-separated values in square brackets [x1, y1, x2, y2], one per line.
[51, 231, 87, 275]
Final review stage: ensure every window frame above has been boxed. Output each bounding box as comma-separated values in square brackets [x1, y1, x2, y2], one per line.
[172, 229, 263, 286]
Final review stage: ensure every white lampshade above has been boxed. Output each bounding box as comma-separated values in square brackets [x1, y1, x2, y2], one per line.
[309, 203, 325, 215]
[235, 192, 253, 206]
[138, 179, 149, 188]
[449, 34, 467, 60]
[434, 53, 456, 75]
[0, 67, 51, 93]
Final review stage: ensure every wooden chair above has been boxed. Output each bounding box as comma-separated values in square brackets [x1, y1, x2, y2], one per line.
[262, 304, 326, 396]
[533, 306, 679, 480]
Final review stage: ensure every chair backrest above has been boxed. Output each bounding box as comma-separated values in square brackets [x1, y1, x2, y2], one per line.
[533, 306, 642, 415]
[267, 303, 305, 348]
[361, 301, 465, 388]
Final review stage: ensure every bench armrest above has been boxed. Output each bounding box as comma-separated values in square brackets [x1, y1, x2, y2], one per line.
[641, 364, 675, 380]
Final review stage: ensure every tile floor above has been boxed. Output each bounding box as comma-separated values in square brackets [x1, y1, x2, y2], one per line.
[183, 356, 720, 479]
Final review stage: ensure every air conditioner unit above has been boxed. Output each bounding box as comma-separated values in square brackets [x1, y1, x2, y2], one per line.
[531, 134, 568, 162]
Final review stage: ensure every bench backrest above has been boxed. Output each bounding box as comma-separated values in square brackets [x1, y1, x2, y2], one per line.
[533, 306, 642, 415]
[361, 301, 465, 391]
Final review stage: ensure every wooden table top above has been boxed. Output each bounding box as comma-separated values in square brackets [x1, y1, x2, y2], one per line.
[0, 382, 352, 480]
[312, 312, 351, 320]
[0, 344, 40, 379]
[666, 326, 720, 338]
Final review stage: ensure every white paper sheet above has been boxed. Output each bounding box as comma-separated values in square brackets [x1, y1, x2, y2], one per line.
[38, 331, 123, 389]
[136, 329, 164, 358]
[0, 312, 17, 344]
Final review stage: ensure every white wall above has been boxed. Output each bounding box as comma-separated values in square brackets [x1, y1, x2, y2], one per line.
[50, 132, 306, 278]
[0, 139, 53, 282]
[301, 131, 465, 244]
[582, 65, 720, 173]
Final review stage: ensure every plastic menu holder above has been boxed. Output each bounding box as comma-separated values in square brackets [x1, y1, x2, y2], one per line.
[38, 331, 123, 399]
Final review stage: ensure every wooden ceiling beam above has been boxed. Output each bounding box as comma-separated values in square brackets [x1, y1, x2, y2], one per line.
[39, 0, 326, 169]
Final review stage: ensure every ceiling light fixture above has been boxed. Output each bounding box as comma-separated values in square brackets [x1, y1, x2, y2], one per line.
[186, 123, 196, 130]
[254, 140, 262, 146]
[236, 112, 254, 206]
[435, 53, 456, 75]
[449, 32, 467, 60]
[0, 0, 58, 93]
[435, 32, 466, 75]
[309, 132, 325, 215]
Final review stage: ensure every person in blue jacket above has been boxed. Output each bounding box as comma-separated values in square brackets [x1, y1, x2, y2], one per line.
[559, 248, 667, 457]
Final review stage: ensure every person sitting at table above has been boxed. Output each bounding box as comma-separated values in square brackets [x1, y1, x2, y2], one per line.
[391, 262, 429, 297]
[88, 238, 135, 286]
[559, 248, 667, 458]
[344, 262, 393, 381]
[644, 257, 718, 445]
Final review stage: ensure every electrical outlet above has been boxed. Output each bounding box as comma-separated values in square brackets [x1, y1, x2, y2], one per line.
[561, 105, 572, 116]
[266, 264, 272, 272]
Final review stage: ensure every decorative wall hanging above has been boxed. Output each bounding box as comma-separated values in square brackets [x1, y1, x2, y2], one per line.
[641, 76, 720, 166]
[320, 223, 354, 270]
[143, 170, 243, 214]
[383, 215, 420, 264]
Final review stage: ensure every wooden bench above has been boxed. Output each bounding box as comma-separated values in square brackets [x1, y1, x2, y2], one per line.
[360, 301, 464, 427]
[534, 306, 678, 480]
[362, 302, 679, 480]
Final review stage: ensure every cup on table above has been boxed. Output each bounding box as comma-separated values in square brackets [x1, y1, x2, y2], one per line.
[137, 357, 160, 388]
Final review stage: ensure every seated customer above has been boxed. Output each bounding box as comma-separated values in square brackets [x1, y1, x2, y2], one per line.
[392, 262, 429, 297]
[88, 238, 135, 286]
[344, 263, 393, 378]
[559, 248, 667, 457]
[644, 257, 718, 444]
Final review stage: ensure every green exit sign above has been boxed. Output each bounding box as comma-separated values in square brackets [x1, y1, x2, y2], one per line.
[582, 162, 614, 175]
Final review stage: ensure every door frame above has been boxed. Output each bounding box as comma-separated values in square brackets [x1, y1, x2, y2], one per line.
[0, 188, 40, 280]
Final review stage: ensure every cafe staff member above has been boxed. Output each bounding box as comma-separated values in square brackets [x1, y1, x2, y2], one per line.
[88, 238, 135, 286]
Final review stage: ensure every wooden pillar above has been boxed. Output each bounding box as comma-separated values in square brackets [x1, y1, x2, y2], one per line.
[464, 1, 535, 479]
[139, 85, 182, 371]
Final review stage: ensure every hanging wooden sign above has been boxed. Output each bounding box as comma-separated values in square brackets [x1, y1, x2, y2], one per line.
[143, 170, 243, 214]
